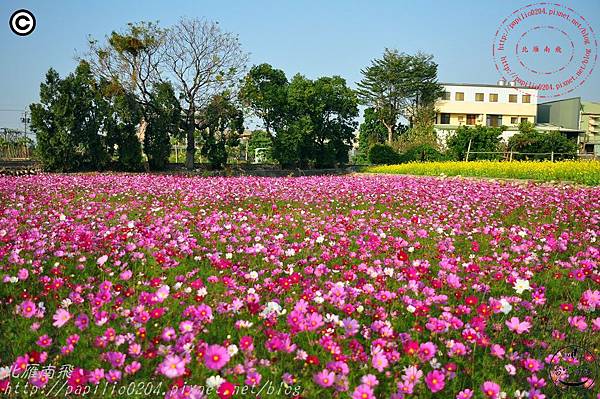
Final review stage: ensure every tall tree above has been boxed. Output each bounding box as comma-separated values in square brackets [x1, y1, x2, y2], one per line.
[358, 108, 389, 150]
[144, 82, 181, 170]
[30, 62, 109, 171]
[163, 18, 248, 169]
[198, 92, 244, 169]
[85, 22, 166, 145]
[357, 49, 443, 143]
[239, 63, 289, 136]
[278, 74, 358, 168]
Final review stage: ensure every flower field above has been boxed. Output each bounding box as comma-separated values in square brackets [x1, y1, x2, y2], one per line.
[364, 160, 600, 186]
[0, 174, 599, 399]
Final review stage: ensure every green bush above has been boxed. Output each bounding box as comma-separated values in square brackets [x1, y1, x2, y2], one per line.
[368, 144, 400, 165]
[508, 130, 577, 161]
[447, 125, 504, 161]
[399, 144, 445, 163]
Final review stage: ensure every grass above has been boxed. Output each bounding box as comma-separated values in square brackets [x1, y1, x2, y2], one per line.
[363, 160, 600, 186]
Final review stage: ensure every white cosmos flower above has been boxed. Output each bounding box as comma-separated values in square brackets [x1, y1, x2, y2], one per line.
[513, 279, 532, 295]
[500, 298, 512, 314]
[227, 344, 238, 357]
[206, 375, 224, 389]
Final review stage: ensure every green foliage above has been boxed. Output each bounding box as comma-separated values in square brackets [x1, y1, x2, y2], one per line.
[144, 82, 181, 170]
[508, 122, 577, 160]
[356, 108, 389, 162]
[368, 143, 401, 165]
[279, 74, 358, 168]
[103, 86, 143, 171]
[447, 125, 504, 161]
[30, 62, 110, 172]
[239, 64, 288, 134]
[240, 65, 358, 169]
[357, 49, 443, 143]
[199, 93, 244, 169]
[399, 143, 445, 163]
[247, 130, 273, 163]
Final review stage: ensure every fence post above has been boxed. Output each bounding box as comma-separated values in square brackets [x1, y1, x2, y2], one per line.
[551, 151, 554, 162]
[465, 138, 472, 162]
[509, 151, 513, 162]
[175, 146, 178, 163]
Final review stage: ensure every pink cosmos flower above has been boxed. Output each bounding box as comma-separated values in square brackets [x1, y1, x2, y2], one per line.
[425, 370, 445, 393]
[481, 381, 501, 398]
[457, 388, 474, 399]
[360, 374, 379, 387]
[36, 334, 52, 348]
[490, 344, 505, 358]
[204, 344, 230, 370]
[158, 355, 185, 378]
[97, 255, 108, 265]
[52, 308, 71, 328]
[505, 317, 531, 334]
[12, 354, 29, 375]
[313, 369, 335, 387]
[568, 315, 588, 331]
[352, 384, 374, 399]
[17, 268, 29, 280]
[371, 351, 388, 372]
[29, 371, 49, 388]
[20, 300, 37, 318]
[418, 341, 437, 362]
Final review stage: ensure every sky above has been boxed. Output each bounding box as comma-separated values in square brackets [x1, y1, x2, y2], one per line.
[1, 0, 599, 130]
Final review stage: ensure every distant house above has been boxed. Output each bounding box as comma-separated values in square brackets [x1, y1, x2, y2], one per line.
[434, 80, 538, 143]
[537, 98, 600, 155]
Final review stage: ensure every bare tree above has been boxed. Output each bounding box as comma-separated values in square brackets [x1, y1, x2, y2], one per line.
[163, 18, 248, 169]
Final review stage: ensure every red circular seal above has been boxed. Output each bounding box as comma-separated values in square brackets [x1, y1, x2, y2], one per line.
[492, 3, 598, 98]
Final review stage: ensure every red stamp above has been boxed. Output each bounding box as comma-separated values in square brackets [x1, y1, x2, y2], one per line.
[493, 2, 598, 98]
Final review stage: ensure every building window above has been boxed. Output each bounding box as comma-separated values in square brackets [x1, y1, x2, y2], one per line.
[475, 93, 484, 102]
[509, 94, 518, 103]
[521, 117, 528, 123]
[439, 113, 450, 124]
[441, 91, 451, 100]
[511, 117, 518, 124]
[522, 95, 531, 103]
[467, 114, 477, 125]
[487, 114, 502, 127]
[455, 92, 464, 101]
[489, 93, 498, 102]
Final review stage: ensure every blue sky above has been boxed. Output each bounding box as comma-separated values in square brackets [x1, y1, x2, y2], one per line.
[1, 0, 599, 129]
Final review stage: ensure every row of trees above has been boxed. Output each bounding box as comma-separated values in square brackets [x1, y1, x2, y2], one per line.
[367, 122, 578, 165]
[30, 17, 447, 171]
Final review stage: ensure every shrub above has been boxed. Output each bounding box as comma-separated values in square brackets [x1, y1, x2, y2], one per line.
[399, 144, 445, 163]
[447, 125, 504, 161]
[508, 130, 577, 161]
[368, 144, 400, 165]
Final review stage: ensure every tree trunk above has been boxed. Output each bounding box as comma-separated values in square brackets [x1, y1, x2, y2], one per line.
[184, 123, 195, 170]
[387, 125, 394, 144]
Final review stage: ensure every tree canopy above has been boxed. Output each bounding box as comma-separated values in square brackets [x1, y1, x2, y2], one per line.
[357, 50, 443, 143]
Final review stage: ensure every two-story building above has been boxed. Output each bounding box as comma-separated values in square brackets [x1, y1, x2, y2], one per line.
[434, 80, 538, 142]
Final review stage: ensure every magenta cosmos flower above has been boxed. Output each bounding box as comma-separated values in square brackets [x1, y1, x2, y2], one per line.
[313, 369, 335, 387]
[204, 344, 230, 370]
[425, 370, 445, 393]
[20, 300, 37, 318]
[481, 381, 501, 398]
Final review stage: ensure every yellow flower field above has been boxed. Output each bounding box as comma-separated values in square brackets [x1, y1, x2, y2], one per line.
[364, 160, 600, 186]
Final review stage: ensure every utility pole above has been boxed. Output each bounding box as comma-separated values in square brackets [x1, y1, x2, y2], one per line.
[21, 110, 30, 136]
